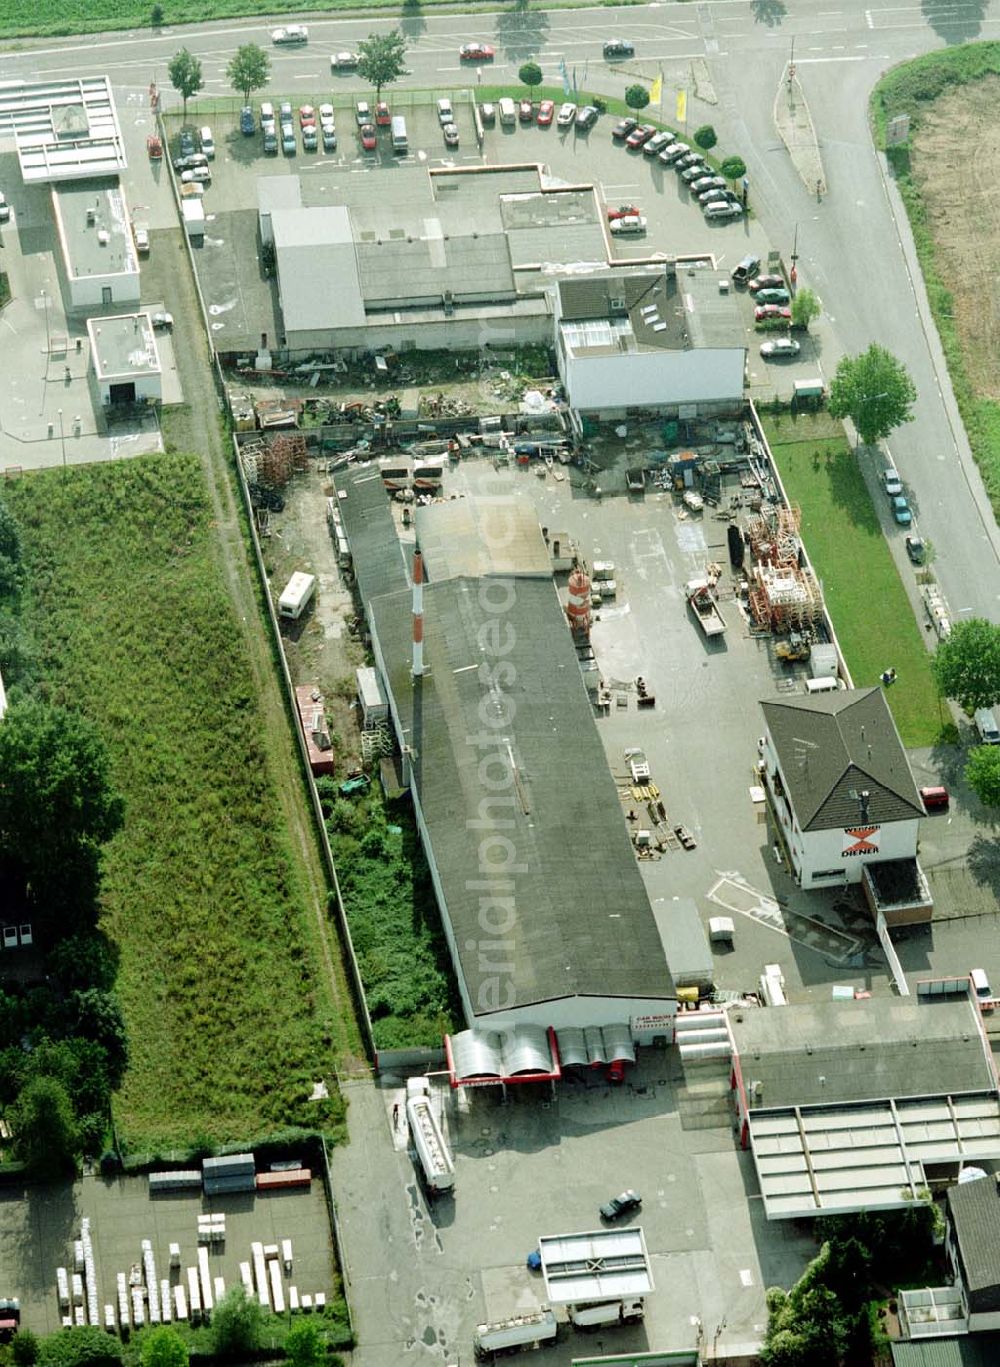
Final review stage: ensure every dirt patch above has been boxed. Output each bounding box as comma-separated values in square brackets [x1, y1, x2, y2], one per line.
[911, 75, 1000, 401]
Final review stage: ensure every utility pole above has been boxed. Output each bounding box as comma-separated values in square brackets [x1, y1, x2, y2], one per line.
[57, 407, 66, 473]
[790, 221, 799, 290]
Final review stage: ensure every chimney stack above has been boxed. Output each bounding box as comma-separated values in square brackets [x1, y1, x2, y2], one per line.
[412, 545, 424, 678]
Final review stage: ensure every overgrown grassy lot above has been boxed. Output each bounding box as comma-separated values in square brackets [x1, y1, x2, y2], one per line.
[763, 413, 944, 747]
[7, 455, 347, 1151]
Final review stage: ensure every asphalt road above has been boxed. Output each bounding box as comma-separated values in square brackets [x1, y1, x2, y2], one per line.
[4, 0, 1000, 622]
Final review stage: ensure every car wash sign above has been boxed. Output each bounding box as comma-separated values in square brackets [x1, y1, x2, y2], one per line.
[843, 825, 880, 858]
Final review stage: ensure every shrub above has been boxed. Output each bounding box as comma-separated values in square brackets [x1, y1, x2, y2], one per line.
[694, 124, 717, 148]
[38, 1328, 122, 1367]
[721, 155, 747, 181]
[212, 1288, 263, 1357]
[518, 62, 543, 88]
[624, 84, 650, 110]
[13, 1331, 40, 1367]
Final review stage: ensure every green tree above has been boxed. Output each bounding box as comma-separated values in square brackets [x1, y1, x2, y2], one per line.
[150, 4, 164, 25]
[356, 31, 408, 100]
[12, 1330, 40, 1367]
[0, 698, 123, 911]
[790, 286, 821, 331]
[167, 48, 203, 122]
[0, 498, 23, 598]
[624, 84, 650, 111]
[966, 743, 1000, 806]
[827, 343, 917, 446]
[38, 1327, 122, 1367]
[284, 1321, 326, 1367]
[518, 61, 543, 88]
[11, 1075, 78, 1178]
[140, 1328, 189, 1367]
[226, 44, 270, 105]
[71, 989, 129, 1087]
[211, 1287, 263, 1357]
[720, 155, 747, 182]
[693, 124, 717, 148]
[932, 618, 1000, 714]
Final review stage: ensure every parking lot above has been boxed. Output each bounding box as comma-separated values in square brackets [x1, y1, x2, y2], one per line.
[0, 1171, 338, 1336]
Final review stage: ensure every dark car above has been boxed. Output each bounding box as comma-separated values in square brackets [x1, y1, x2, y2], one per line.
[905, 535, 926, 564]
[674, 151, 702, 171]
[600, 1189, 642, 1221]
[519, 98, 534, 122]
[178, 129, 196, 157]
[603, 39, 635, 58]
[625, 123, 655, 149]
[755, 287, 791, 305]
[612, 117, 638, 141]
[575, 105, 599, 131]
[240, 106, 255, 135]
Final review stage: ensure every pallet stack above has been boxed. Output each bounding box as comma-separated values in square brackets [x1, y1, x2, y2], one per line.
[202, 1154, 255, 1197]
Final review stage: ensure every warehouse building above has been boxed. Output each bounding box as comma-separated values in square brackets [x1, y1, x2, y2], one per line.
[729, 995, 1000, 1220]
[334, 467, 676, 1037]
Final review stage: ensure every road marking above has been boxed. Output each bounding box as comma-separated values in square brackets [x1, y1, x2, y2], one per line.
[796, 55, 870, 62]
[866, 8, 875, 25]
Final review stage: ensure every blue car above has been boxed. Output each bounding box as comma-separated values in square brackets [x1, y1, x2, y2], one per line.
[240, 106, 255, 135]
[892, 495, 912, 526]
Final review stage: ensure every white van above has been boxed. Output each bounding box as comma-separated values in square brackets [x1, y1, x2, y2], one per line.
[804, 676, 839, 694]
[278, 571, 316, 620]
[391, 115, 408, 152]
[975, 707, 1000, 744]
[498, 97, 516, 127]
[199, 126, 215, 159]
[971, 968, 992, 1001]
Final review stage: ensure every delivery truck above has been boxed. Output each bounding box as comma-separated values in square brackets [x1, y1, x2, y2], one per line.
[473, 1308, 557, 1359]
[568, 1297, 644, 1328]
[181, 199, 205, 242]
[406, 1077, 454, 1195]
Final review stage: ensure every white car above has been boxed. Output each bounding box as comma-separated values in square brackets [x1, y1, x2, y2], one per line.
[331, 51, 358, 70]
[319, 103, 335, 125]
[557, 102, 577, 128]
[272, 25, 308, 44]
[437, 97, 454, 125]
[609, 214, 647, 235]
[181, 166, 211, 183]
[881, 467, 903, 496]
[132, 223, 149, 253]
[355, 100, 371, 125]
[0, 192, 9, 223]
[759, 338, 801, 359]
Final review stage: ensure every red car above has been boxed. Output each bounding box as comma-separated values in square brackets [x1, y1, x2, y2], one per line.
[359, 123, 377, 150]
[459, 42, 495, 61]
[754, 304, 792, 323]
[748, 274, 786, 294]
[607, 203, 641, 221]
[375, 101, 391, 127]
[519, 98, 534, 122]
[298, 104, 316, 127]
[625, 124, 656, 149]
[537, 99, 555, 126]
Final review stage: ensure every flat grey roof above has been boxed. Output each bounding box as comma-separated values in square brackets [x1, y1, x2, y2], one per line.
[415, 497, 552, 581]
[762, 687, 924, 831]
[53, 179, 136, 280]
[87, 313, 160, 380]
[679, 263, 746, 348]
[368, 573, 673, 1016]
[732, 996, 993, 1108]
[538, 1228, 653, 1304]
[356, 231, 514, 303]
[272, 207, 365, 331]
[0, 76, 127, 183]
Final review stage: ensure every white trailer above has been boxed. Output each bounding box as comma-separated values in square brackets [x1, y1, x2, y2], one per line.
[278, 571, 316, 620]
[473, 1307, 558, 1358]
[181, 200, 205, 242]
[568, 1297, 644, 1327]
[406, 1077, 454, 1195]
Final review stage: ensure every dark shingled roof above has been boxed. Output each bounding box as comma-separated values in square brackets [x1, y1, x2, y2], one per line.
[892, 1338, 1000, 1367]
[948, 1176, 1000, 1313]
[332, 465, 409, 614]
[760, 687, 923, 832]
[368, 575, 674, 1017]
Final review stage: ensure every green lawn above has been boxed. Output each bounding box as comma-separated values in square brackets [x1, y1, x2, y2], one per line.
[763, 414, 945, 747]
[7, 455, 348, 1151]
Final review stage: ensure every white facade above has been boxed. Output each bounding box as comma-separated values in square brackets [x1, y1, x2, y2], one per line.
[52, 182, 140, 313]
[87, 313, 162, 405]
[761, 731, 920, 889]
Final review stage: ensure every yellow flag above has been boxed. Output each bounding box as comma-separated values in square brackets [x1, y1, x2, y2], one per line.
[676, 89, 687, 124]
[650, 75, 662, 107]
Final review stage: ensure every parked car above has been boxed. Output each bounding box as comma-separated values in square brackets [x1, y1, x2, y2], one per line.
[459, 41, 495, 60]
[537, 100, 555, 126]
[612, 117, 638, 141]
[322, 126, 337, 151]
[437, 97, 454, 125]
[691, 175, 726, 195]
[920, 784, 949, 810]
[331, 51, 358, 70]
[355, 100, 372, 125]
[260, 101, 275, 125]
[705, 201, 743, 220]
[519, 98, 534, 122]
[674, 151, 702, 171]
[480, 102, 496, 125]
[760, 338, 801, 359]
[272, 24, 308, 43]
[748, 274, 786, 294]
[755, 304, 792, 323]
[150, 311, 173, 329]
[658, 141, 688, 164]
[179, 182, 205, 198]
[609, 215, 647, 235]
[279, 101, 293, 121]
[557, 102, 577, 128]
[360, 123, 377, 151]
[643, 131, 672, 157]
[173, 153, 208, 172]
[882, 467, 903, 496]
[281, 126, 296, 155]
[263, 128, 278, 155]
[575, 105, 599, 131]
[625, 124, 655, 149]
[905, 534, 926, 564]
[302, 125, 318, 150]
[732, 254, 761, 284]
[146, 134, 163, 160]
[607, 203, 641, 220]
[239, 106, 255, 136]
[603, 39, 635, 58]
[755, 287, 791, 305]
[375, 102, 391, 127]
[681, 161, 709, 182]
[178, 128, 196, 156]
[181, 166, 211, 183]
[600, 1189, 641, 1221]
[319, 103, 335, 126]
[892, 495, 913, 525]
[132, 222, 149, 253]
[698, 188, 736, 206]
[443, 122, 460, 147]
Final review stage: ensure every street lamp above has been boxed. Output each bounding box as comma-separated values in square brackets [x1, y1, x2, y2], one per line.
[57, 408, 66, 472]
[41, 287, 50, 353]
